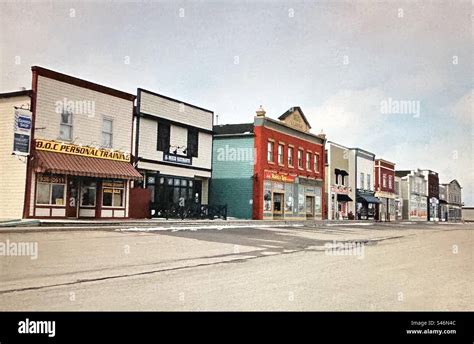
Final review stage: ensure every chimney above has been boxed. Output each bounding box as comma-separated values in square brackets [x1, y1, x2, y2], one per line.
[318, 129, 326, 139]
[19, 87, 26, 91]
[255, 105, 266, 117]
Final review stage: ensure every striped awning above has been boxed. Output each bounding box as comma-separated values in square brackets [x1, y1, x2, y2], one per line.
[34, 150, 142, 180]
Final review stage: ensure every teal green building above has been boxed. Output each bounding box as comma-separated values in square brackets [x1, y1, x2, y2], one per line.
[210, 124, 254, 219]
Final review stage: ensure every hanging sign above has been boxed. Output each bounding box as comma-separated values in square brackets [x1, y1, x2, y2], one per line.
[13, 108, 32, 156]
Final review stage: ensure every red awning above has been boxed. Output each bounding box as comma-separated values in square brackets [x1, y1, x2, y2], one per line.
[34, 151, 142, 180]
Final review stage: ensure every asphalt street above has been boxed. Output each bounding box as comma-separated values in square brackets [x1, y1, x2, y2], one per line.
[0, 222, 472, 310]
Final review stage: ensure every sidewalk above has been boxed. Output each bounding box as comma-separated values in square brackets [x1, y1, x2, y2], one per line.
[0, 217, 453, 233]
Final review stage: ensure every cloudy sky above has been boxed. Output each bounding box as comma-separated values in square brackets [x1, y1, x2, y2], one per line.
[1, 1, 472, 204]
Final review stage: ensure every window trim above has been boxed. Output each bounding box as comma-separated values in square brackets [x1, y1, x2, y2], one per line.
[267, 140, 274, 163]
[287, 147, 294, 167]
[314, 153, 320, 173]
[35, 174, 66, 206]
[277, 143, 284, 166]
[59, 110, 73, 141]
[101, 117, 114, 148]
[297, 149, 303, 169]
[102, 179, 126, 208]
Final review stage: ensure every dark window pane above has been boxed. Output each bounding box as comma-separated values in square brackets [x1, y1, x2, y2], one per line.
[157, 122, 170, 151]
[187, 129, 198, 157]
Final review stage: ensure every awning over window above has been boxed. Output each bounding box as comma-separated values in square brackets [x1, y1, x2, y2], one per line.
[334, 168, 348, 176]
[34, 151, 143, 180]
[357, 194, 381, 204]
[337, 194, 353, 202]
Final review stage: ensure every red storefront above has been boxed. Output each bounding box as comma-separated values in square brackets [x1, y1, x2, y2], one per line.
[374, 159, 396, 221]
[252, 107, 326, 220]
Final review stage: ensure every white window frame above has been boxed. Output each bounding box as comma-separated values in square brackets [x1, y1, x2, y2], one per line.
[278, 144, 284, 165]
[59, 110, 73, 141]
[102, 117, 113, 148]
[267, 141, 274, 163]
[288, 147, 293, 166]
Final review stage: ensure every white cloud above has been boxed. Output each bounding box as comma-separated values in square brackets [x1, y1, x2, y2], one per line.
[305, 88, 386, 146]
[451, 90, 474, 124]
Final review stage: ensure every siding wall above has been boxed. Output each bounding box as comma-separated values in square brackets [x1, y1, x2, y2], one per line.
[0, 96, 30, 219]
[210, 136, 255, 219]
[35, 76, 134, 151]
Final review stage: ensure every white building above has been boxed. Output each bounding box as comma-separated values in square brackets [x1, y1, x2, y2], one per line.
[348, 148, 379, 220]
[134, 88, 213, 216]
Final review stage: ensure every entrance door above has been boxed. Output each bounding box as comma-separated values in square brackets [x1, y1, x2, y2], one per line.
[306, 196, 315, 218]
[273, 193, 284, 219]
[66, 177, 79, 218]
[193, 180, 202, 205]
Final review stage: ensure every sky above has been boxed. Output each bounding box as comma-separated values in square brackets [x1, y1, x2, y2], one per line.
[1, 0, 472, 204]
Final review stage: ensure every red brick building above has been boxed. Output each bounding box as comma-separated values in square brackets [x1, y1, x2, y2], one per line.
[374, 159, 396, 221]
[252, 107, 326, 220]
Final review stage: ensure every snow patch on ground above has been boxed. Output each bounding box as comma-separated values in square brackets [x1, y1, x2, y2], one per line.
[325, 223, 374, 227]
[116, 224, 305, 232]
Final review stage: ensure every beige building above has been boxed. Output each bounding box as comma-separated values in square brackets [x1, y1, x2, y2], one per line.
[134, 88, 213, 217]
[0, 90, 31, 219]
[325, 141, 353, 220]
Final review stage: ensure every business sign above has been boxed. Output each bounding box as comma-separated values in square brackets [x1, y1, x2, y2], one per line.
[264, 171, 295, 183]
[35, 139, 131, 162]
[13, 108, 32, 155]
[163, 153, 192, 165]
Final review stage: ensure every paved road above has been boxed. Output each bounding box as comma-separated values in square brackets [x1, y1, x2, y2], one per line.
[0, 222, 472, 310]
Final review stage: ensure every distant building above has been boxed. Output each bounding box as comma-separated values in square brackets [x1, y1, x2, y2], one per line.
[446, 179, 463, 221]
[396, 169, 428, 221]
[462, 207, 473, 222]
[420, 169, 440, 221]
[210, 106, 326, 220]
[325, 141, 353, 220]
[439, 183, 449, 221]
[374, 159, 396, 221]
[349, 148, 379, 220]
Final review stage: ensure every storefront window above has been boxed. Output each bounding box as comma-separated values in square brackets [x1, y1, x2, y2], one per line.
[36, 174, 66, 205]
[315, 187, 322, 215]
[263, 181, 272, 212]
[102, 180, 125, 207]
[81, 180, 97, 206]
[285, 183, 293, 213]
[298, 186, 305, 213]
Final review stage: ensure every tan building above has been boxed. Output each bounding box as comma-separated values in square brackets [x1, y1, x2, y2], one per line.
[0, 90, 32, 219]
[325, 141, 353, 220]
[2, 66, 142, 220]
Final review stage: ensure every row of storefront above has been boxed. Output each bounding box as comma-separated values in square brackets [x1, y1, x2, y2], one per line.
[0, 66, 465, 221]
[0, 66, 212, 220]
